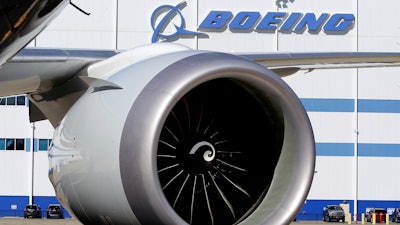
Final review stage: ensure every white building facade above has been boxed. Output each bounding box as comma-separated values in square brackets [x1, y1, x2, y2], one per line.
[1, 0, 400, 220]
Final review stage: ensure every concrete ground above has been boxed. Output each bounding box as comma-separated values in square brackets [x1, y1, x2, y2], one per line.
[0, 217, 385, 225]
[0, 218, 80, 225]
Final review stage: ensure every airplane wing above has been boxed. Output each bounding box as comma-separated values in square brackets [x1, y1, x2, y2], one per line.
[2, 46, 400, 125]
[241, 52, 400, 76]
[2, 47, 400, 97]
[0, 48, 117, 97]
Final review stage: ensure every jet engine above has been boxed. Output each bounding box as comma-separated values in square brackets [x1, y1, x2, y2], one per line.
[49, 43, 315, 225]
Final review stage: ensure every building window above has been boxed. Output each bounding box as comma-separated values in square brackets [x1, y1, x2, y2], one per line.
[6, 139, 14, 150]
[16, 96, 26, 105]
[0, 139, 5, 150]
[0, 95, 26, 106]
[6, 97, 15, 105]
[1, 138, 25, 151]
[38, 139, 52, 151]
[15, 139, 25, 150]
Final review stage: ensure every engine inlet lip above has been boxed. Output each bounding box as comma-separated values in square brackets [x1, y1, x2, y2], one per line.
[120, 51, 315, 225]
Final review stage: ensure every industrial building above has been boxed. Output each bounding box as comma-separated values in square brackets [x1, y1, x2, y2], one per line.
[0, 0, 399, 221]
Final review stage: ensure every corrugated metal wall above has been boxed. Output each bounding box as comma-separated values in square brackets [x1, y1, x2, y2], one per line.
[1, 0, 399, 219]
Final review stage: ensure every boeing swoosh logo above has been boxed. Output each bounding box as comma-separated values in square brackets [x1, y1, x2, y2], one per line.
[151, 1, 206, 43]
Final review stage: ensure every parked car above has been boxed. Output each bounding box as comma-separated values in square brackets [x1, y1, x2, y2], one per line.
[366, 208, 387, 223]
[322, 205, 345, 222]
[392, 208, 400, 223]
[46, 204, 64, 219]
[24, 204, 42, 218]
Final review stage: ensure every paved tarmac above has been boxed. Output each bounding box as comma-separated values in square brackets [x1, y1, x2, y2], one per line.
[0, 217, 378, 225]
[0, 218, 81, 225]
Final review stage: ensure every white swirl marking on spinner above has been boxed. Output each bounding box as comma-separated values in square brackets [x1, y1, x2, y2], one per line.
[189, 141, 216, 162]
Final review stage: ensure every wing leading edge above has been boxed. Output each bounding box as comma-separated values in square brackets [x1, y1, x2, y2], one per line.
[240, 52, 400, 76]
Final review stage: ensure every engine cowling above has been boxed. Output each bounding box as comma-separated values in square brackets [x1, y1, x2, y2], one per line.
[49, 43, 315, 225]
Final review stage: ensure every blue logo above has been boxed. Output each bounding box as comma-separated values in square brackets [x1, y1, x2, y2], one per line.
[199, 12, 355, 33]
[151, 2, 355, 42]
[151, 2, 206, 43]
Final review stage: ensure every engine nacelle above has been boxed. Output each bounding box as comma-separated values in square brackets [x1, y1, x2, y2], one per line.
[49, 43, 315, 225]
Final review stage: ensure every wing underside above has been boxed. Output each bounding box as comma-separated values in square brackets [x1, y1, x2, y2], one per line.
[0, 48, 117, 97]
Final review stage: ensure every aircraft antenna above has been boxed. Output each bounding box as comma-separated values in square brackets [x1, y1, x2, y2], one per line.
[69, 0, 91, 16]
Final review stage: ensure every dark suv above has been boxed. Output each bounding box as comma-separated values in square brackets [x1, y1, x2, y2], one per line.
[322, 205, 345, 222]
[392, 208, 400, 223]
[366, 208, 387, 223]
[46, 204, 64, 219]
[24, 204, 42, 218]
